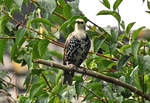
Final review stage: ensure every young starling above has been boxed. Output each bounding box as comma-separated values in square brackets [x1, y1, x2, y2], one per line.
[63, 18, 91, 85]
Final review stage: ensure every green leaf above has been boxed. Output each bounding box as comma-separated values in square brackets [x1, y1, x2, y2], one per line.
[121, 89, 132, 98]
[16, 28, 26, 46]
[50, 10, 65, 25]
[54, 97, 59, 103]
[49, 50, 63, 59]
[56, 70, 62, 84]
[126, 22, 136, 34]
[132, 26, 145, 40]
[109, 43, 117, 56]
[82, 93, 93, 102]
[103, 85, 113, 100]
[147, 1, 150, 10]
[35, 93, 49, 103]
[0, 39, 7, 63]
[38, 39, 49, 57]
[31, 69, 44, 76]
[0, 16, 9, 33]
[75, 81, 81, 99]
[143, 55, 150, 72]
[18, 95, 28, 103]
[94, 38, 105, 53]
[24, 54, 32, 69]
[63, 4, 72, 19]
[59, 19, 71, 31]
[32, 40, 40, 59]
[117, 55, 130, 70]
[51, 84, 61, 94]
[11, 43, 17, 60]
[4, 0, 13, 9]
[30, 82, 46, 98]
[23, 0, 28, 5]
[57, 0, 66, 7]
[113, 0, 123, 11]
[97, 10, 112, 15]
[14, 0, 23, 7]
[60, 16, 84, 31]
[146, 11, 150, 14]
[131, 41, 140, 64]
[43, 0, 57, 14]
[122, 99, 138, 103]
[101, 0, 110, 9]
[121, 20, 125, 30]
[32, 18, 54, 27]
[120, 44, 130, 52]
[111, 28, 118, 43]
[111, 11, 121, 23]
[97, 10, 121, 22]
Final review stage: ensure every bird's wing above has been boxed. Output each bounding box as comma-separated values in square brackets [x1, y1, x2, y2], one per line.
[63, 33, 80, 65]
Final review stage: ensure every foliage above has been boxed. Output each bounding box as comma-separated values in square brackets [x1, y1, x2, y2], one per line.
[0, 0, 150, 103]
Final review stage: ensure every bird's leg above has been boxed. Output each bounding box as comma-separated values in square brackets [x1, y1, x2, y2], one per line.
[80, 66, 88, 80]
[80, 66, 87, 74]
[66, 62, 76, 72]
[68, 64, 75, 68]
[68, 64, 76, 72]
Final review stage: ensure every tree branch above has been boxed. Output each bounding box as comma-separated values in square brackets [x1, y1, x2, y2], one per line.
[33, 59, 150, 101]
[0, 36, 42, 40]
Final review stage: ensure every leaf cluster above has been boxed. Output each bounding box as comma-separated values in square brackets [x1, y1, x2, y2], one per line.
[0, 0, 150, 103]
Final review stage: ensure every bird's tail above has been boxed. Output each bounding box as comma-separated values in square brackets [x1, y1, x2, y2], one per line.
[63, 70, 74, 85]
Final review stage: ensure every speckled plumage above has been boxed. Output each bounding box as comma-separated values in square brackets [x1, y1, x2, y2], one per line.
[63, 19, 91, 85]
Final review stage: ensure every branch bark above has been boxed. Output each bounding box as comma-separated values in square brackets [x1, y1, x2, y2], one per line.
[33, 59, 150, 101]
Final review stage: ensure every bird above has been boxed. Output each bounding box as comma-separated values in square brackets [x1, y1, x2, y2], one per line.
[63, 18, 91, 85]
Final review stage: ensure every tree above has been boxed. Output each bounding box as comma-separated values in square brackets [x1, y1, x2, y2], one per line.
[0, 0, 150, 103]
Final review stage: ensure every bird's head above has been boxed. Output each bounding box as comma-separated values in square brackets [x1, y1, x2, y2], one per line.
[75, 18, 86, 31]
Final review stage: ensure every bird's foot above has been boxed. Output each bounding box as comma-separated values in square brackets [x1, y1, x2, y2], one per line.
[68, 64, 76, 71]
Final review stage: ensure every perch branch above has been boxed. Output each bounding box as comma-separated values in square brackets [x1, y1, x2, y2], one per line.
[33, 59, 150, 101]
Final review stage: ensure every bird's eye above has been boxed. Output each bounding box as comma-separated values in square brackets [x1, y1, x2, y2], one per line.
[76, 21, 84, 24]
[79, 22, 84, 24]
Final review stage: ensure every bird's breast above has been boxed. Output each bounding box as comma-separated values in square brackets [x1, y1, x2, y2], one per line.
[73, 31, 86, 40]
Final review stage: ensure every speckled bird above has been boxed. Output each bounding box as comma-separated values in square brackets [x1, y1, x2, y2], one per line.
[63, 18, 91, 85]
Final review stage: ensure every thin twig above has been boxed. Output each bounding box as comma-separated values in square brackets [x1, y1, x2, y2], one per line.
[41, 73, 52, 90]
[142, 75, 145, 103]
[0, 36, 42, 40]
[53, 11, 67, 21]
[80, 84, 106, 103]
[33, 59, 150, 101]
[25, 75, 32, 96]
